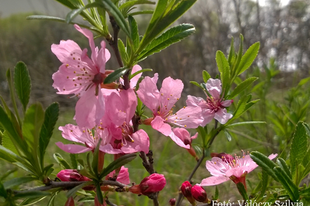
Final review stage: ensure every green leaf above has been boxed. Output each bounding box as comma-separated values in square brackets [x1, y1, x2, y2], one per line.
[202, 70, 211, 83]
[70, 154, 78, 169]
[138, 24, 195, 60]
[39, 103, 59, 166]
[119, 0, 155, 16]
[138, 0, 196, 52]
[96, 0, 131, 37]
[118, 39, 129, 64]
[3, 177, 36, 189]
[14, 191, 50, 199]
[66, 182, 93, 198]
[224, 130, 232, 141]
[128, 16, 140, 51]
[277, 158, 291, 179]
[14, 62, 31, 112]
[129, 68, 152, 80]
[290, 122, 308, 175]
[273, 166, 299, 201]
[53, 153, 71, 169]
[190, 81, 204, 90]
[96, 184, 104, 204]
[232, 34, 244, 77]
[228, 37, 235, 67]
[104, 67, 128, 84]
[0, 107, 27, 154]
[0, 182, 7, 198]
[0, 168, 18, 182]
[65, 2, 102, 23]
[236, 182, 249, 201]
[250, 151, 278, 181]
[92, 139, 102, 175]
[100, 153, 136, 178]
[227, 77, 258, 99]
[237, 42, 260, 75]
[55, 0, 78, 9]
[226, 121, 265, 128]
[216, 51, 229, 73]
[22, 103, 44, 148]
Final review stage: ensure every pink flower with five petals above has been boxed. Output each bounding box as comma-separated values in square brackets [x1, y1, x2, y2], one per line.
[199, 152, 277, 189]
[52, 24, 111, 128]
[187, 78, 233, 125]
[137, 74, 203, 138]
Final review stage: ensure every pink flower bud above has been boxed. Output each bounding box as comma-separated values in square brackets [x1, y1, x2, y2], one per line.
[57, 169, 91, 182]
[139, 173, 166, 195]
[191, 185, 207, 202]
[169, 198, 176, 206]
[65, 197, 75, 206]
[180, 181, 195, 204]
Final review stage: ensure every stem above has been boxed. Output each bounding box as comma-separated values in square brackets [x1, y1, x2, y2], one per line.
[108, 15, 123, 68]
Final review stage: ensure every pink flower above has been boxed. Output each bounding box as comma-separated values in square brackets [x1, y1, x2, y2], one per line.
[137, 74, 202, 136]
[139, 173, 166, 195]
[100, 89, 150, 154]
[51, 24, 111, 128]
[57, 169, 91, 182]
[199, 152, 277, 189]
[106, 166, 130, 185]
[186, 78, 233, 125]
[171, 128, 197, 149]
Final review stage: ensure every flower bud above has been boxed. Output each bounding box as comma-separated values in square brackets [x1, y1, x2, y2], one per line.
[65, 197, 75, 206]
[191, 185, 207, 203]
[180, 181, 195, 204]
[169, 198, 176, 206]
[139, 173, 166, 195]
[57, 169, 91, 182]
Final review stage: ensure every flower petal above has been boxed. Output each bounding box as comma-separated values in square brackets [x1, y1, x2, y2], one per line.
[199, 175, 229, 186]
[151, 116, 172, 136]
[56, 142, 92, 154]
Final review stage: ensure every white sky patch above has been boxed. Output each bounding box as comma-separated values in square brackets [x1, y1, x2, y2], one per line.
[257, 0, 291, 7]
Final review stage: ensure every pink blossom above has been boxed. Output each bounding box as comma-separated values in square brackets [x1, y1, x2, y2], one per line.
[171, 128, 197, 149]
[137, 74, 202, 136]
[186, 78, 233, 125]
[106, 166, 130, 185]
[199, 152, 277, 188]
[100, 89, 150, 154]
[51, 24, 111, 128]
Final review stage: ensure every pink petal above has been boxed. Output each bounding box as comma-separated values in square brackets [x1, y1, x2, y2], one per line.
[168, 131, 190, 149]
[121, 129, 150, 153]
[206, 78, 222, 99]
[130, 65, 142, 88]
[74, 24, 96, 63]
[167, 106, 203, 128]
[159, 77, 183, 111]
[117, 166, 130, 185]
[151, 116, 172, 136]
[56, 142, 92, 154]
[199, 175, 229, 186]
[186, 95, 205, 107]
[136, 74, 160, 112]
[51, 40, 82, 63]
[214, 108, 232, 124]
[206, 157, 229, 176]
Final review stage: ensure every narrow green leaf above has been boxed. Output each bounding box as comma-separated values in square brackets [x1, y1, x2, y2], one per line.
[0, 182, 7, 198]
[3, 177, 36, 189]
[14, 62, 31, 112]
[53, 153, 71, 169]
[226, 121, 265, 128]
[216, 51, 229, 73]
[97, 0, 131, 37]
[228, 37, 235, 67]
[129, 10, 153, 16]
[39, 103, 59, 166]
[190, 81, 204, 90]
[202, 70, 211, 83]
[227, 77, 258, 99]
[277, 158, 291, 179]
[104, 67, 128, 84]
[237, 42, 260, 75]
[273, 166, 299, 201]
[70, 154, 78, 169]
[118, 39, 129, 64]
[22, 103, 44, 147]
[92, 139, 102, 176]
[232, 34, 243, 78]
[138, 24, 195, 60]
[224, 130, 232, 141]
[14, 191, 50, 199]
[55, 0, 78, 9]
[96, 184, 104, 204]
[250, 151, 278, 181]
[236, 182, 249, 201]
[66, 181, 93, 197]
[0, 168, 18, 182]
[65, 2, 102, 23]
[119, 0, 155, 14]
[100, 153, 136, 178]
[128, 16, 140, 51]
[290, 122, 308, 175]
[129, 68, 152, 80]
[138, 0, 196, 52]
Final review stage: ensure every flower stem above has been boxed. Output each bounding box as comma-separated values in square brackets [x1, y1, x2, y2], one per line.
[108, 15, 123, 68]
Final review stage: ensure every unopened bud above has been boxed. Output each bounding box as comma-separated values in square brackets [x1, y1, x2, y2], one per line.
[180, 181, 195, 204]
[139, 173, 166, 195]
[65, 197, 75, 206]
[191, 185, 208, 203]
[169, 198, 176, 206]
[57, 169, 91, 182]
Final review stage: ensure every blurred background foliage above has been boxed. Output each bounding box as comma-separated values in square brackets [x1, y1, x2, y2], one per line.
[1, 0, 310, 204]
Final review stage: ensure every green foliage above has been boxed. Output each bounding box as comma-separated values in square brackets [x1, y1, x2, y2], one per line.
[14, 62, 31, 113]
